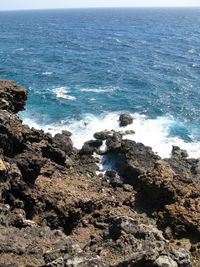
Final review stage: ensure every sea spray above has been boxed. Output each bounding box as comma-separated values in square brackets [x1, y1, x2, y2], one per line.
[22, 112, 200, 159]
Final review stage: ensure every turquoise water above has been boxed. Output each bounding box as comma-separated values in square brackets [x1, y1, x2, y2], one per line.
[0, 8, 200, 157]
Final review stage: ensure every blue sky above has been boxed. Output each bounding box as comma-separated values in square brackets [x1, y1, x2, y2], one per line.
[0, 0, 199, 10]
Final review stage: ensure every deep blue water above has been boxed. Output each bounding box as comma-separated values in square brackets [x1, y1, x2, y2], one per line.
[0, 8, 200, 156]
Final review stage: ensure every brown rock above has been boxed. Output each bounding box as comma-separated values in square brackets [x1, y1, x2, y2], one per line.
[0, 80, 27, 113]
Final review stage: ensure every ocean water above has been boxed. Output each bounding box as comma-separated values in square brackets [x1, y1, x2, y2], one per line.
[0, 8, 200, 158]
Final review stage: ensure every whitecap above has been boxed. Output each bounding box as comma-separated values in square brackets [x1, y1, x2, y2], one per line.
[192, 64, 199, 68]
[80, 86, 118, 93]
[42, 71, 53, 76]
[188, 48, 195, 54]
[52, 87, 76, 101]
[114, 38, 121, 43]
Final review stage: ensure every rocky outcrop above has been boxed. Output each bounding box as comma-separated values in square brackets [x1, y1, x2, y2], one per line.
[79, 139, 103, 155]
[0, 80, 199, 266]
[119, 113, 133, 127]
[94, 130, 112, 140]
[137, 160, 200, 236]
[0, 80, 27, 113]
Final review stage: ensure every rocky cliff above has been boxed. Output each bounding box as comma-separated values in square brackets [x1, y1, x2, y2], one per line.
[0, 80, 199, 267]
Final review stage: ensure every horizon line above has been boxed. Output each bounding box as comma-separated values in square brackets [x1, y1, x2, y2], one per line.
[0, 6, 200, 12]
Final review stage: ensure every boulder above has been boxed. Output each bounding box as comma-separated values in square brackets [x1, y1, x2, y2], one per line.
[94, 130, 112, 140]
[0, 111, 26, 157]
[15, 151, 46, 184]
[62, 130, 72, 137]
[42, 145, 66, 165]
[125, 130, 135, 135]
[53, 133, 73, 154]
[79, 140, 103, 155]
[119, 113, 133, 127]
[172, 146, 188, 159]
[121, 140, 160, 181]
[106, 132, 122, 151]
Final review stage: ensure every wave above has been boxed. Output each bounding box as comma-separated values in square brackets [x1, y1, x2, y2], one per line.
[22, 112, 200, 159]
[52, 87, 76, 101]
[80, 86, 119, 93]
[15, 48, 24, 52]
[42, 71, 53, 76]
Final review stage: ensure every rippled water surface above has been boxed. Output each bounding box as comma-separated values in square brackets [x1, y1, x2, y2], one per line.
[0, 8, 200, 156]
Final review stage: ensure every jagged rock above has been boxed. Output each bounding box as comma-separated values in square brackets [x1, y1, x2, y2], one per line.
[53, 133, 73, 155]
[105, 170, 117, 178]
[192, 158, 200, 175]
[106, 215, 191, 266]
[0, 111, 27, 157]
[0, 80, 27, 113]
[121, 140, 160, 182]
[119, 113, 133, 127]
[23, 127, 53, 143]
[137, 160, 176, 208]
[172, 248, 192, 267]
[65, 156, 74, 168]
[137, 160, 200, 236]
[0, 80, 198, 266]
[94, 130, 112, 140]
[166, 150, 194, 178]
[104, 170, 123, 187]
[15, 151, 46, 184]
[79, 139, 103, 155]
[0, 225, 70, 267]
[125, 129, 135, 135]
[42, 145, 66, 165]
[159, 197, 200, 237]
[0, 162, 23, 205]
[172, 146, 188, 159]
[106, 132, 122, 151]
[62, 130, 72, 137]
[73, 154, 99, 177]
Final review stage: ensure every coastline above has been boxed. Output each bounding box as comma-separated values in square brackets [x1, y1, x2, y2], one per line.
[0, 80, 199, 266]
[21, 111, 200, 159]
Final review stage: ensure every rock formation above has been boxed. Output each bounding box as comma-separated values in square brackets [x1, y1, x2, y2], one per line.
[119, 113, 133, 127]
[0, 80, 199, 266]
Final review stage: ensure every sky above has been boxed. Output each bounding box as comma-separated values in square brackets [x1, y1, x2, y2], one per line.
[0, 0, 200, 11]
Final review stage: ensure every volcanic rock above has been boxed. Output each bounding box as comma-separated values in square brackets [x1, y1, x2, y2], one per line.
[119, 113, 133, 127]
[0, 80, 27, 113]
[0, 80, 198, 267]
[79, 139, 103, 155]
[172, 145, 189, 159]
[94, 130, 112, 140]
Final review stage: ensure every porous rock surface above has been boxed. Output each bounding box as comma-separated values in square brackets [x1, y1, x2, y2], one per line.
[0, 80, 199, 266]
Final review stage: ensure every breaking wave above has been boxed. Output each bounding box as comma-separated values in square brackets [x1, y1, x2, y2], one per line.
[22, 112, 200, 159]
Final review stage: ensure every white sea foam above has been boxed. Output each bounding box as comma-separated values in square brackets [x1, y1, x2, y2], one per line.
[42, 71, 53, 76]
[52, 87, 76, 101]
[80, 86, 118, 93]
[22, 112, 200, 159]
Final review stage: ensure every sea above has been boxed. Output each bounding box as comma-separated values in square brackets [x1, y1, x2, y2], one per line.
[0, 8, 200, 158]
